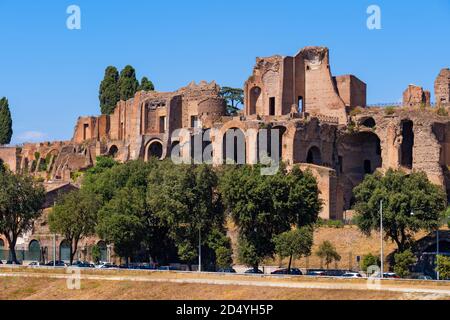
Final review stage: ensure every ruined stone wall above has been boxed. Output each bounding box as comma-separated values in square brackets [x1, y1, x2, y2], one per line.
[403, 85, 431, 107]
[0, 147, 18, 172]
[435, 68, 450, 108]
[334, 75, 367, 109]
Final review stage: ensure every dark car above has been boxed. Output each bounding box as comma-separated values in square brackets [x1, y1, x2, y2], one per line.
[158, 266, 179, 271]
[244, 268, 264, 274]
[306, 270, 326, 276]
[217, 267, 237, 273]
[46, 260, 66, 267]
[271, 268, 303, 275]
[383, 272, 400, 279]
[6, 260, 22, 265]
[324, 269, 349, 277]
[73, 261, 95, 268]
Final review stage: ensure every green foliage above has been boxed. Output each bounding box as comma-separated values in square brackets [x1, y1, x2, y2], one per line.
[91, 245, 101, 264]
[384, 106, 396, 116]
[138, 77, 155, 92]
[219, 165, 321, 268]
[437, 107, 448, 117]
[393, 249, 417, 278]
[349, 107, 363, 117]
[119, 65, 139, 101]
[274, 227, 313, 271]
[0, 169, 45, 262]
[354, 169, 447, 252]
[147, 163, 226, 268]
[315, 241, 341, 269]
[360, 253, 380, 272]
[0, 97, 13, 145]
[99, 66, 120, 115]
[215, 246, 233, 269]
[49, 189, 101, 264]
[436, 255, 450, 280]
[219, 87, 244, 116]
[315, 218, 344, 229]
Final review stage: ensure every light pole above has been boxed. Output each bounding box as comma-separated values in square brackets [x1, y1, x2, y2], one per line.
[53, 234, 56, 267]
[380, 200, 384, 279]
[436, 228, 440, 281]
[198, 226, 202, 273]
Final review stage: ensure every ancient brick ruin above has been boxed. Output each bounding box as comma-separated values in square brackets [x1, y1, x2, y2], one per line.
[1, 46, 450, 225]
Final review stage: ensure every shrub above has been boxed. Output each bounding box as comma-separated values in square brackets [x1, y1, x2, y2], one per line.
[393, 249, 417, 278]
[437, 107, 448, 117]
[215, 246, 233, 269]
[436, 255, 450, 280]
[350, 107, 363, 117]
[315, 218, 344, 229]
[360, 253, 380, 272]
[384, 106, 395, 116]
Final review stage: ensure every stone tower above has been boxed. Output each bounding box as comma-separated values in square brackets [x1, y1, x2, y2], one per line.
[435, 68, 450, 107]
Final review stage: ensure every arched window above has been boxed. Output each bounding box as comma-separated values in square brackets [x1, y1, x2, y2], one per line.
[361, 117, 376, 128]
[146, 141, 164, 161]
[108, 145, 119, 157]
[223, 128, 246, 164]
[29, 240, 41, 261]
[401, 120, 414, 169]
[60, 240, 71, 262]
[307, 146, 322, 166]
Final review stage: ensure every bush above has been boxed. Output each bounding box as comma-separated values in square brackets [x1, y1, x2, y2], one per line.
[315, 218, 344, 229]
[393, 249, 416, 278]
[436, 255, 450, 280]
[215, 246, 233, 269]
[384, 106, 396, 116]
[350, 107, 363, 117]
[437, 107, 448, 117]
[360, 253, 380, 272]
[91, 245, 101, 264]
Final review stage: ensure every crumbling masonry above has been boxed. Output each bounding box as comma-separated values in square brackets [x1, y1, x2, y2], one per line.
[2, 46, 450, 225]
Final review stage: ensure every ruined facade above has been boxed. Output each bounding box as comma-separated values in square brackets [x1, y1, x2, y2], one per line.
[1, 46, 450, 227]
[435, 68, 450, 108]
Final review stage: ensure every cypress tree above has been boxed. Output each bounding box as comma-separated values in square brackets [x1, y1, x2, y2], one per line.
[118, 65, 139, 101]
[0, 97, 13, 145]
[138, 77, 155, 92]
[99, 66, 120, 115]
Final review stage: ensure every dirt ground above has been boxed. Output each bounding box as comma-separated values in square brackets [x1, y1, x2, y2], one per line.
[0, 276, 435, 300]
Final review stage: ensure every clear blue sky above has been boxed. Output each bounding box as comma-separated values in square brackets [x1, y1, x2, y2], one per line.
[1, 0, 449, 144]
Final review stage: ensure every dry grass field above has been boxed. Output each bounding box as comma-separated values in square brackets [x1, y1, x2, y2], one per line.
[1, 268, 449, 300]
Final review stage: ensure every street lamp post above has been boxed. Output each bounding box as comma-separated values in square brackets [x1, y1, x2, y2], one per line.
[380, 200, 384, 279]
[198, 226, 202, 273]
[437, 228, 440, 281]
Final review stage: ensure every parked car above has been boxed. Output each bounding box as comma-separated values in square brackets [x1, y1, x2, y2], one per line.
[28, 261, 43, 267]
[271, 268, 303, 275]
[73, 261, 95, 268]
[244, 268, 264, 274]
[96, 263, 118, 269]
[306, 270, 326, 277]
[158, 266, 179, 271]
[324, 270, 349, 277]
[45, 261, 66, 267]
[413, 274, 433, 280]
[342, 272, 363, 278]
[6, 260, 22, 265]
[217, 267, 236, 273]
[383, 272, 400, 279]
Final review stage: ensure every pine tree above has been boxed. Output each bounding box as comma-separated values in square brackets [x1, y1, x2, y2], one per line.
[0, 97, 13, 145]
[118, 65, 139, 101]
[138, 77, 155, 92]
[99, 66, 120, 115]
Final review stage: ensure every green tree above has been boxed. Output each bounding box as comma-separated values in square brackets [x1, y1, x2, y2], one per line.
[215, 246, 233, 269]
[0, 170, 45, 263]
[219, 165, 321, 270]
[0, 97, 13, 145]
[274, 227, 313, 272]
[147, 163, 226, 270]
[219, 87, 244, 116]
[138, 77, 155, 92]
[436, 255, 450, 280]
[49, 189, 101, 265]
[354, 169, 447, 253]
[315, 241, 341, 269]
[393, 249, 417, 278]
[99, 66, 120, 115]
[96, 187, 147, 265]
[360, 253, 380, 272]
[91, 244, 101, 264]
[118, 65, 139, 101]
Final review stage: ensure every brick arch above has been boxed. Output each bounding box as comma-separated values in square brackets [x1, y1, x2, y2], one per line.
[144, 139, 165, 161]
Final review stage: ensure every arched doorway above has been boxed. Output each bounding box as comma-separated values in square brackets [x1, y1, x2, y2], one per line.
[97, 241, 107, 262]
[108, 145, 119, 158]
[307, 146, 322, 165]
[222, 128, 246, 164]
[60, 240, 71, 262]
[401, 120, 414, 169]
[29, 240, 41, 261]
[361, 117, 376, 128]
[249, 87, 261, 115]
[146, 140, 164, 160]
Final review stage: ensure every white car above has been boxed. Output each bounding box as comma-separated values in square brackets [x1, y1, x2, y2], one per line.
[342, 272, 363, 278]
